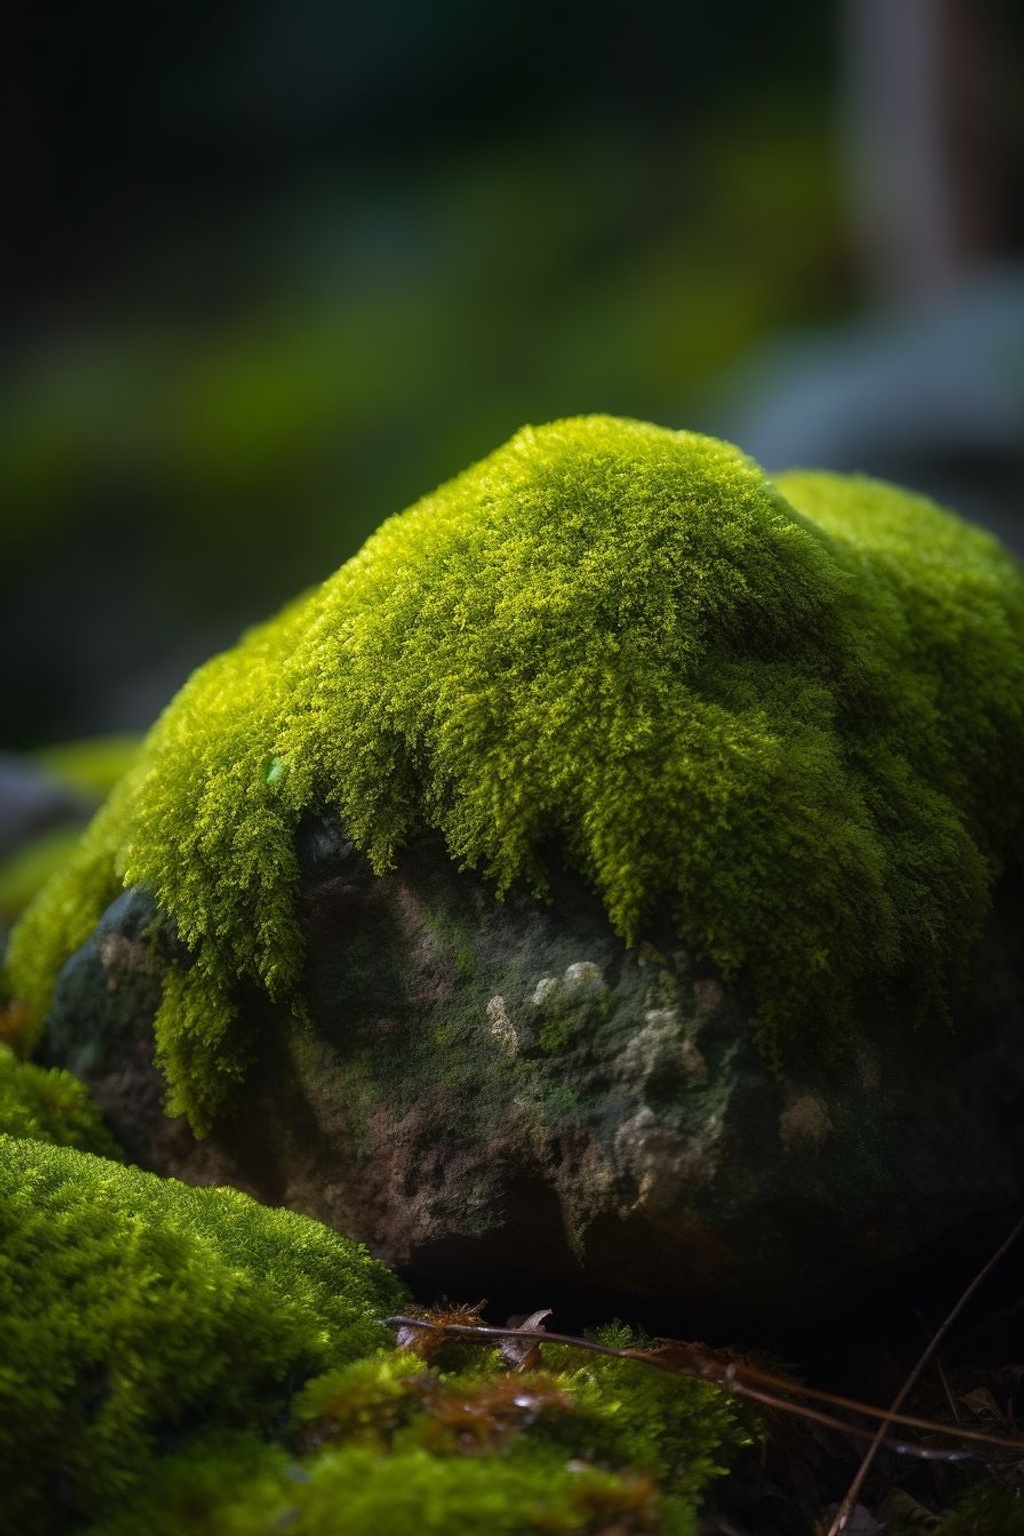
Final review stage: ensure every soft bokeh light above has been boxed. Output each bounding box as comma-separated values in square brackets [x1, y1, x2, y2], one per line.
[1, 0, 1021, 749]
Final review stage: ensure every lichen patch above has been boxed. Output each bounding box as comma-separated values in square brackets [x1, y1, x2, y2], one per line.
[485, 995, 518, 1057]
[530, 976, 556, 1007]
[562, 961, 605, 996]
[614, 1106, 723, 1214]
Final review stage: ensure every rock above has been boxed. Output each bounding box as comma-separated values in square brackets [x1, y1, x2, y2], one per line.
[13, 415, 1024, 1319]
[44, 809, 1024, 1321]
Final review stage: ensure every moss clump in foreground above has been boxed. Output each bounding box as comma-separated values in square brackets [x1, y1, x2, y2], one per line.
[8, 416, 1024, 1130]
[83, 1334, 745, 1536]
[1, 1137, 746, 1535]
[0, 1135, 406, 1533]
[0, 1042, 122, 1156]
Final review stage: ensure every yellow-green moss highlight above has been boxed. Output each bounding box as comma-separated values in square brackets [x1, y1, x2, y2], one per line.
[0, 1136, 406, 1533]
[9, 416, 1024, 1130]
[0, 1043, 122, 1156]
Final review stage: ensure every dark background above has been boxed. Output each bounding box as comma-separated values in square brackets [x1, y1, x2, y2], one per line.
[2, 0, 1022, 750]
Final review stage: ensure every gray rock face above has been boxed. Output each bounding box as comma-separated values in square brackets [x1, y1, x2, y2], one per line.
[44, 812, 1024, 1321]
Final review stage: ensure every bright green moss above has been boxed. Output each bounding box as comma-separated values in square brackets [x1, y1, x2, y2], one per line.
[8, 417, 1024, 1129]
[0, 1136, 745, 1534]
[0, 1135, 406, 1532]
[85, 1331, 747, 1536]
[104, 1445, 693, 1536]
[89, 1438, 691, 1536]
[0, 1042, 122, 1156]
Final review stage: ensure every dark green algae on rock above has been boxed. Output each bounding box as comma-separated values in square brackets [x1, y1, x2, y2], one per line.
[9, 415, 1024, 1315]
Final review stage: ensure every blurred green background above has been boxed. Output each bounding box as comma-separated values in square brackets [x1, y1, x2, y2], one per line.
[2, 0, 1022, 757]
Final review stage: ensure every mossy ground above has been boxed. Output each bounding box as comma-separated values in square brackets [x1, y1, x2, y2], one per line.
[0, 1136, 406, 1533]
[1, 1135, 749, 1536]
[1, 1121, 1017, 1534]
[8, 416, 1024, 1132]
[927, 1483, 1024, 1535]
[81, 1330, 746, 1536]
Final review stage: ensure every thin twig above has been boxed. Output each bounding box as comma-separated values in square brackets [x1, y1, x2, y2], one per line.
[382, 1316, 1021, 1459]
[826, 1211, 1024, 1536]
[721, 1379, 967, 1459]
[918, 1309, 960, 1427]
[727, 1361, 1011, 1447]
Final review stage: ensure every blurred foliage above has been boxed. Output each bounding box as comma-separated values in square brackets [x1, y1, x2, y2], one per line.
[0, 826, 85, 930]
[35, 736, 140, 799]
[2, 111, 845, 565]
[0, 737, 139, 928]
[0, 103, 850, 746]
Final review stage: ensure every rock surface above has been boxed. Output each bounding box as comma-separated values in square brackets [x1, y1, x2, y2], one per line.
[45, 810, 1024, 1322]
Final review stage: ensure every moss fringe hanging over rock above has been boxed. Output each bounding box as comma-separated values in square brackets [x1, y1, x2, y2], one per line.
[8, 416, 1024, 1130]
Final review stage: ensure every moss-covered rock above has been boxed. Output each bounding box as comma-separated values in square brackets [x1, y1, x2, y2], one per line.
[9, 416, 1024, 1133]
[41, 811, 1024, 1317]
[0, 1136, 406, 1533]
[8, 414, 1024, 1316]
